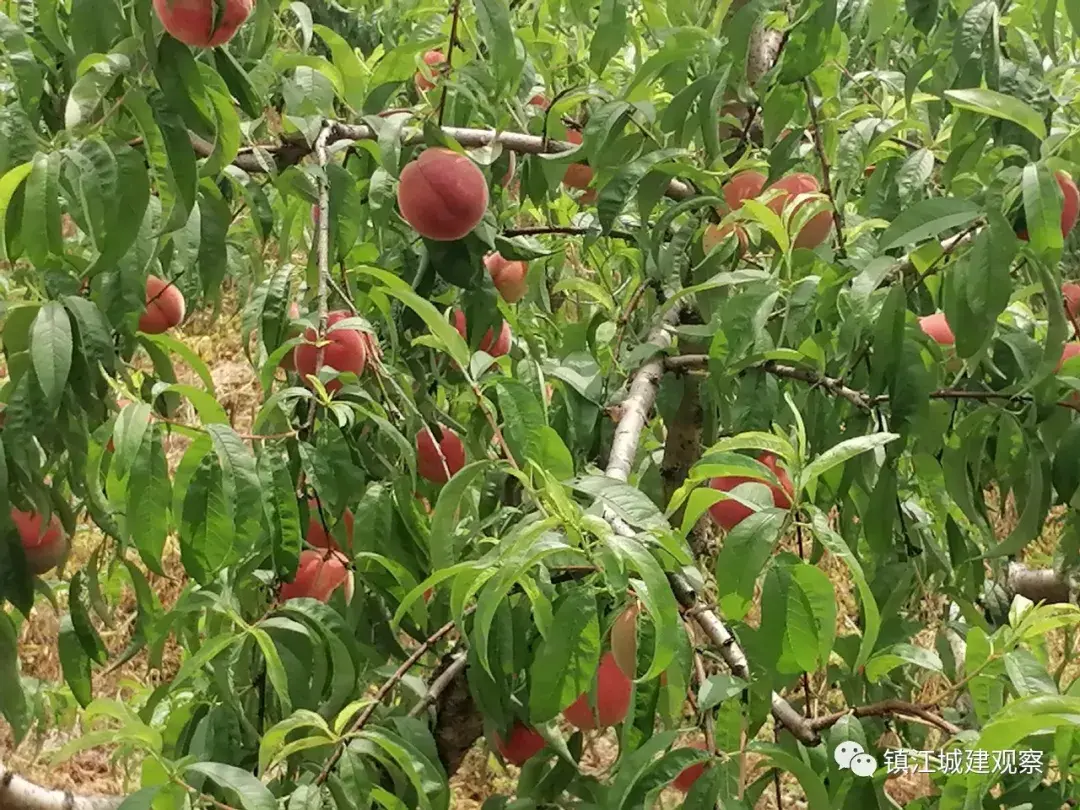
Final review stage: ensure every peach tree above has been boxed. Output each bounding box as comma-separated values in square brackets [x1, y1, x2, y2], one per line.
[1, 0, 1079, 808]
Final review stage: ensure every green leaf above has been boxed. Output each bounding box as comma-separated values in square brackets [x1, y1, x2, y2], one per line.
[185, 764, 276, 810]
[944, 88, 1047, 140]
[69, 570, 108, 665]
[748, 743, 832, 809]
[0, 610, 30, 742]
[258, 448, 302, 580]
[865, 642, 943, 683]
[127, 429, 171, 576]
[206, 424, 264, 556]
[475, 0, 523, 92]
[430, 460, 493, 570]
[568, 476, 669, 531]
[22, 151, 62, 266]
[596, 148, 686, 233]
[0, 161, 34, 261]
[799, 433, 900, 495]
[944, 215, 1017, 358]
[877, 197, 982, 250]
[30, 301, 73, 410]
[779, 0, 838, 83]
[589, 0, 630, 76]
[0, 13, 42, 122]
[354, 266, 471, 368]
[496, 381, 573, 481]
[141, 332, 217, 393]
[59, 615, 93, 707]
[113, 402, 153, 479]
[528, 589, 601, 723]
[212, 48, 266, 119]
[697, 673, 748, 711]
[65, 52, 130, 129]
[1022, 162, 1064, 261]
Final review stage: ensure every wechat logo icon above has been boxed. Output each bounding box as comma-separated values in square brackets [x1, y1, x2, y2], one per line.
[835, 741, 878, 778]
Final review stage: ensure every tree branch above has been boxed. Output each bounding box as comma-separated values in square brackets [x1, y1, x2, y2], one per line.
[808, 699, 961, 736]
[0, 767, 123, 810]
[804, 78, 846, 256]
[200, 125, 695, 200]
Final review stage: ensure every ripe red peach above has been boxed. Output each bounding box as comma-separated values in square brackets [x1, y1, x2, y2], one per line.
[138, 276, 186, 334]
[152, 0, 253, 47]
[294, 310, 368, 393]
[11, 508, 68, 575]
[1058, 342, 1080, 373]
[708, 452, 794, 531]
[414, 50, 445, 93]
[494, 723, 547, 767]
[610, 602, 640, 677]
[672, 740, 710, 792]
[528, 93, 549, 109]
[415, 425, 466, 484]
[702, 223, 748, 257]
[1063, 283, 1080, 319]
[562, 652, 633, 730]
[484, 252, 528, 303]
[722, 171, 766, 213]
[280, 549, 353, 603]
[453, 310, 512, 357]
[562, 131, 593, 191]
[764, 173, 833, 249]
[919, 312, 955, 346]
[305, 498, 354, 552]
[397, 148, 489, 241]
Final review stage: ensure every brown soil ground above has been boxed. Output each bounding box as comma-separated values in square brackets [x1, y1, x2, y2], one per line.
[1, 292, 1076, 809]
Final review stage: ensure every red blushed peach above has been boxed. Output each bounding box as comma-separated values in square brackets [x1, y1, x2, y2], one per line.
[721, 171, 766, 213]
[1058, 342, 1080, 373]
[562, 131, 593, 191]
[672, 740, 710, 793]
[397, 148, 489, 241]
[280, 550, 353, 603]
[453, 310, 512, 357]
[702, 223, 748, 257]
[11, 508, 68, 575]
[1021, 171, 1080, 242]
[305, 498, 354, 552]
[415, 425, 466, 484]
[610, 602, 639, 677]
[528, 93, 549, 109]
[494, 723, 546, 766]
[415, 50, 446, 93]
[138, 276, 186, 334]
[764, 173, 833, 249]
[919, 312, 955, 347]
[1063, 283, 1080, 319]
[294, 310, 368, 393]
[708, 452, 794, 531]
[484, 252, 528, 303]
[152, 0, 253, 47]
[562, 652, 632, 730]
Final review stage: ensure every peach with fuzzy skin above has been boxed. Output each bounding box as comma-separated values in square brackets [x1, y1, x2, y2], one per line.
[415, 50, 446, 93]
[453, 310, 512, 357]
[672, 740, 710, 793]
[1064, 283, 1080, 319]
[562, 131, 593, 191]
[494, 723, 547, 767]
[764, 173, 833, 249]
[722, 171, 766, 213]
[280, 550, 352, 603]
[153, 0, 253, 47]
[306, 498, 354, 552]
[562, 652, 633, 730]
[919, 312, 955, 347]
[528, 93, 549, 109]
[294, 310, 368, 393]
[11, 509, 69, 575]
[397, 149, 489, 241]
[610, 602, 640, 676]
[139, 276, 186, 334]
[708, 452, 794, 531]
[703, 223, 748, 257]
[416, 425, 466, 484]
[485, 252, 528, 303]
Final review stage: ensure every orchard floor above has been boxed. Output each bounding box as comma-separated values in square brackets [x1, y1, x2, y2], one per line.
[2, 292, 1076, 809]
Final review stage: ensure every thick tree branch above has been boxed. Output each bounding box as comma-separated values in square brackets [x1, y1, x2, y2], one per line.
[0, 768, 122, 810]
[808, 699, 960, 736]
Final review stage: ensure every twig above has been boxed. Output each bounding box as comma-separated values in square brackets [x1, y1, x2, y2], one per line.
[314, 617, 462, 785]
[803, 78, 845, 256]
[303, 123, 334, 430]
[808, 699, 961, 736]
[692, 647, 717, 754]
[502, 225, 637, 241]
[407, 653, 468, 717]
[436, 0, 461, 126]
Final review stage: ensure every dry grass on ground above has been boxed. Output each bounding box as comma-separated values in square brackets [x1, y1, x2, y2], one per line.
[2, 292, 1076, 809]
